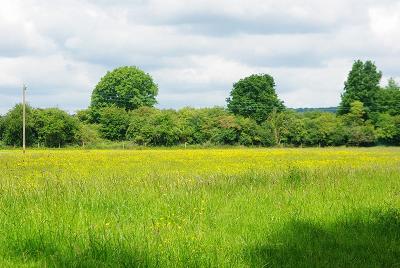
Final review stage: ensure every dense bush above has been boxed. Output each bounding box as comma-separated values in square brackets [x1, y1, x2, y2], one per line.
[375, 114, 400, 145]
[303, 112, 345, 146]
[74, 123, 102, 146]
[34, 108, 79, 147]
[126, 108, 181, 146]
[2, 104, 37, 147]
[0, 115, 4, 141]
[2, 105, 86, 147]
[1, 103, 400, 148]
[98, 106, 129, 141]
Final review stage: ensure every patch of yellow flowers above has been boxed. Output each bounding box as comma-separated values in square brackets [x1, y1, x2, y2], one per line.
[1, 148, 400, 180]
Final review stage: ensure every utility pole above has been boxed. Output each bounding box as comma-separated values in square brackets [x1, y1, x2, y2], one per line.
[22, 84, 26, 154]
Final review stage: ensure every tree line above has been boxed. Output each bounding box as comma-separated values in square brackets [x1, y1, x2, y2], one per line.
[1, 60, 399, 148]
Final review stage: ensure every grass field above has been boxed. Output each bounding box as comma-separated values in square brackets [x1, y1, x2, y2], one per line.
[0, 148, 400, 267]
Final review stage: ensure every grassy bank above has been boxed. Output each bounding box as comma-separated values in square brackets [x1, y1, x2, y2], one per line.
[0, 148, 399, 267]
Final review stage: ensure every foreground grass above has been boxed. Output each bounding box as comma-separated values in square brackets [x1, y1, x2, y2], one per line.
[0, 148, 399, 267]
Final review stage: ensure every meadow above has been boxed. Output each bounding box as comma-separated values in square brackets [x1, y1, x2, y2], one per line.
[0, 148, 400, 267]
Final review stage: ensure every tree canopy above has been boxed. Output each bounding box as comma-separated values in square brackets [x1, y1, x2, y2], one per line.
[338, 60, 382, 116]
[227, 74, 285, 123]
[90, 66, 158, 119]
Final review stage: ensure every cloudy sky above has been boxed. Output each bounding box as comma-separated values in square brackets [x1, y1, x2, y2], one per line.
[0, 0, 399, 114]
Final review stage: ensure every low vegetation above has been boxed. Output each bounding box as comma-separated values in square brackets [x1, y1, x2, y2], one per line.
[0, 148, 399, 266]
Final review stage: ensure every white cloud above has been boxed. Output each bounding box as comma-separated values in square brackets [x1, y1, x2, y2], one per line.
[369, 3, 400, 52]
[0, 0, 399, 114]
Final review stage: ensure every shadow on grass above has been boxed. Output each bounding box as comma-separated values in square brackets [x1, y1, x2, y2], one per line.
[245, 209, 400, 268]
[6, 237, 150, 267]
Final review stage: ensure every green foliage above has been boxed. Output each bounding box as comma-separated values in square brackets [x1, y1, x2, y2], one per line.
[125, 107, 266, 146]
[75, 109, 93, 123]
[375, 114, 400, 145]
[126, 107, 158, 145]
[338, 60, 382, 116]
[74, 123, 102, 146]
[0, 115, 4, 140]
[341, 101, 376, 146]
[303, 112, 345, 146]
[90, 66, 158, 120]
[2, 104, 36, 146]
[99, 106, 129, 141]
[227, 74, 285, 123]
[210, 114, 241, 145]
[345, 124, 376, 146]
[177, 107, 206, 144]
[376, 78, 400, 116]
[342, 101, 366, 126]
[236, 116, 264, 146]
[126, 107, 183, 146]
[34, 108, 79, 147]
[263, 110, 304, 146]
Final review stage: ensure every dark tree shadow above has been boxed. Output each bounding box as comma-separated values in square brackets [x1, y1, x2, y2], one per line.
[245, 209, 400, 268]
[6, 237, 151, 267]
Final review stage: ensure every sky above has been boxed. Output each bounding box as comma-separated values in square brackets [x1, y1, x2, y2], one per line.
[0, 0, 399, 114]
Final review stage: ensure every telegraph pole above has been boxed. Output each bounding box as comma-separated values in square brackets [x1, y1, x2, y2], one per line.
[22, 84, 26, 154]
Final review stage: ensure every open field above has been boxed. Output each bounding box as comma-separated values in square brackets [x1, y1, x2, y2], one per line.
[0, 148, 400, 267]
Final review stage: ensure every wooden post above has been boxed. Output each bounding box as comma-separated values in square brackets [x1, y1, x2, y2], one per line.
[22, 85, 26, 154]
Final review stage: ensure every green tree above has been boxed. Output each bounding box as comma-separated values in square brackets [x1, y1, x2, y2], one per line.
[342, 101, 376, 146]
[227, 74, 285, 123]
[90, 66, 158, 120]
[34, 108, 79, 147]
[338, 60, 382, 116]
[376, 78, 400, 116]
[2, 104, 36, 146]
[98, 106, 129, 141]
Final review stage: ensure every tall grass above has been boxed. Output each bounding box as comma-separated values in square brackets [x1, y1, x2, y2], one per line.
[0, 148, 399, 267]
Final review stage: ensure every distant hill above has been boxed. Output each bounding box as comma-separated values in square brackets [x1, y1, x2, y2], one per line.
[292, 107, 338, 113]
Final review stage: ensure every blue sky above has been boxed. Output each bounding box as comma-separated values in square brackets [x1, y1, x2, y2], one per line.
[0, 0, 399, 114]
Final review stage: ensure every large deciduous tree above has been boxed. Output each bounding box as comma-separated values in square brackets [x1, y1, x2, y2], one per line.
[338, 60, 382, 116]
[90, 66, 158, 120]
[226, 74, 285, 123]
